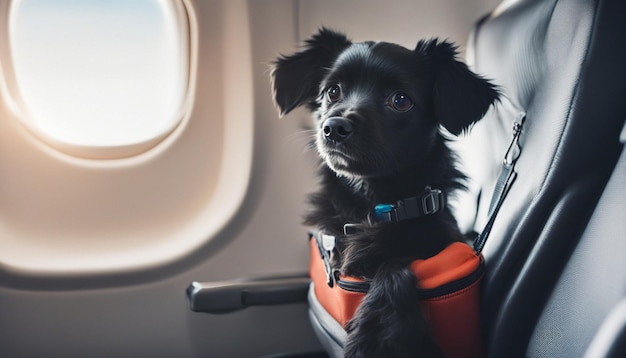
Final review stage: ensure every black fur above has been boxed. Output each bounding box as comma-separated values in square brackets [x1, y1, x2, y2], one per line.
[271, 28, 498, 357]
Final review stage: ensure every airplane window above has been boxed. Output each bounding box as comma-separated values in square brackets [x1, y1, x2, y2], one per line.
[0, 0, 256, 281]
[7, 0, 189, 158]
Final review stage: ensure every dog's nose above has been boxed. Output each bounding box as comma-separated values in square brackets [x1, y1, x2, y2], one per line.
[322, 117, 353, 143]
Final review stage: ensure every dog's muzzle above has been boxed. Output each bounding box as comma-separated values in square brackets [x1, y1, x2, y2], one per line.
[322, 117, 353, 143]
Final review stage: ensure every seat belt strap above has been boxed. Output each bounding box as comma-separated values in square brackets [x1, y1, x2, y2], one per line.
[474, 113, 526, 254]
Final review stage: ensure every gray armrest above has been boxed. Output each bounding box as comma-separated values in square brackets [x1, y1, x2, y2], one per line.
[186, 273, 310, 313]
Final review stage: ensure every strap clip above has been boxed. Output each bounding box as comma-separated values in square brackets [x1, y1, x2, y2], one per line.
[374, 186, 444, 222]
[422, 186, 443, 215]
[474, 113, 526, 254]
[312, 232, 336, 287]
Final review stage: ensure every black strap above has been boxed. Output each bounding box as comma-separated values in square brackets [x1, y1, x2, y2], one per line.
[374, 186, 445, 222]
[473, 114, 525, 254]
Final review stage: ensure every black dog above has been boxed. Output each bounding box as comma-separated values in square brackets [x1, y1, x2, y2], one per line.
[271, 28, 498, 357]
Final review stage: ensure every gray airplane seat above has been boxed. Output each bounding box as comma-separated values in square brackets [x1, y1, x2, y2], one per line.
[466, 0, 625, 356]
[307, 0, 626, 356]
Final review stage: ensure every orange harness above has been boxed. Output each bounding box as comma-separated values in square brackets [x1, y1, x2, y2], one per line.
[309, 235, 485, 358]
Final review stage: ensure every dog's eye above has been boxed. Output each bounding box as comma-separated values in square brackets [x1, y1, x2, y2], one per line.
[388, 92, 414, 112]
[326, 85, 342, 103]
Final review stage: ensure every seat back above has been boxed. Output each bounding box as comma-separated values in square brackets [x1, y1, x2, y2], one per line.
[464, 0, 626, 356]
[528, 124, 626, 357]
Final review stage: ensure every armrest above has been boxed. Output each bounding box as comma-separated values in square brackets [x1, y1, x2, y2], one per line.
[186, 273, 310, 313]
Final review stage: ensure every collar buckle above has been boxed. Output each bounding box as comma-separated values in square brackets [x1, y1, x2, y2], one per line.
[374, 186, 444, 223]
[422, 186, 443, 215]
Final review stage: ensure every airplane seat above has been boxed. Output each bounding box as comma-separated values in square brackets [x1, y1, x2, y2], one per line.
[526, 123, 626, 357]
[465, 0, 626, 356]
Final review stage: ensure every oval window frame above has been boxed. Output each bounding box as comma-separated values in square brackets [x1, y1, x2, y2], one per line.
[0, 0, 255, 287]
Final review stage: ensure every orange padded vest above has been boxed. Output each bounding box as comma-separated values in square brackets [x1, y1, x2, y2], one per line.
[309, 236, 485, 358]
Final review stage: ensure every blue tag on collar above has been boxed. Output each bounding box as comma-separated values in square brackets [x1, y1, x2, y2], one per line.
[374, 203, 395, 221]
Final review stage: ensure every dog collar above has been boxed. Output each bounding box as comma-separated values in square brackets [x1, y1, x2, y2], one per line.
[339, 186, 445, 235]
[373, 186, 445, 223]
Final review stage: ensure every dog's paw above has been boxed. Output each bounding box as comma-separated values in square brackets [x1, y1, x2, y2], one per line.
[342, 267, 446, 358]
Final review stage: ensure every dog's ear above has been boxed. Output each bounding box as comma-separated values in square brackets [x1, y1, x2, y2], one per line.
[271, 28, 352, 116]
[416, 39, 499, 135]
